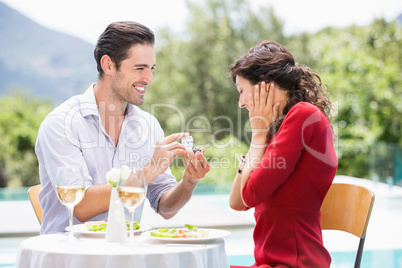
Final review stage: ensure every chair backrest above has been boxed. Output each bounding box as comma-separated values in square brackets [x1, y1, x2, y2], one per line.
[27, 184, 42, 224]
[321, 183, 375, 268]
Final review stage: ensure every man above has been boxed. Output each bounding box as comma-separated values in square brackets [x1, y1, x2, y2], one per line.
[35, 21, 210, 234]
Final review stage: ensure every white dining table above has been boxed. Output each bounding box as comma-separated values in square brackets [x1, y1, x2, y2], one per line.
[14, 233, 230, 268]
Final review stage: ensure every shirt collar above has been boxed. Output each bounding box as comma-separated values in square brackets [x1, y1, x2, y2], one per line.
[125, 101, 136, 118]
[80, 83, 100, 118]
[79, 83, 141, 120]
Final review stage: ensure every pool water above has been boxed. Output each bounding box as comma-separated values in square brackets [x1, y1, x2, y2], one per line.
[0, 187, 29, 201]
[227, 249, 402, 268]
[0, 185, 233, 201]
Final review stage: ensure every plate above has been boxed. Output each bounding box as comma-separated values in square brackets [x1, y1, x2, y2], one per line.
[66, 224, 151, 238]
[141, 228, 231, 243]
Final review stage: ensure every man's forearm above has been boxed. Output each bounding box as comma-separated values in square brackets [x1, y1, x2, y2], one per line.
[74, 184, 112, 222]
[157, 179, 198, 219]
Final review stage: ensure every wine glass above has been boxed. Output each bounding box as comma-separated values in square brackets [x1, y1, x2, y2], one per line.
[117, 167, 146, 245]
[55, 166, 85, 241]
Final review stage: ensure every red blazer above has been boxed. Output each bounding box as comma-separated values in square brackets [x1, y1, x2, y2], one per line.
[242, 102, 338, 268]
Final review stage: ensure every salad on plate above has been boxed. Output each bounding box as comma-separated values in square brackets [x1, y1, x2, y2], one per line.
[85, 220, 140, 232]
[150, 224, 208, 238]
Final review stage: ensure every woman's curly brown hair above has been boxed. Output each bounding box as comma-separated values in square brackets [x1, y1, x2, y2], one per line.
[230, 40, 333, 142]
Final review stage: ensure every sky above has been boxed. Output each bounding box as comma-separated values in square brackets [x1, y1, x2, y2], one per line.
[2, 0, 402, 44]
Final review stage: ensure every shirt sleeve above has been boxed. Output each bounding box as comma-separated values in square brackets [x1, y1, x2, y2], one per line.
[144, 115, 178, 213]
[242, 102, 332, 207]
[147, 168, 178, 213]
[35, 113, 93, 191]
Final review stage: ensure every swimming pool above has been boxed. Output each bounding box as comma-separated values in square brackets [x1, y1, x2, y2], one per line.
[0, 187, 30, 202]
[226, 250, 402, 267]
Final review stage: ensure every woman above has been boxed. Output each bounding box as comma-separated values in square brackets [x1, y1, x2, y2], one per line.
[229, 41, 338, 268]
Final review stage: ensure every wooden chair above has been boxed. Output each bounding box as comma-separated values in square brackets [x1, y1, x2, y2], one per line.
[321, 183, 375, 268]
[27, 184, 42, 224]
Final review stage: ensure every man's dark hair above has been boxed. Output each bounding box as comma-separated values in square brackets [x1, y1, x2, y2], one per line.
[94, 21, 155, 79]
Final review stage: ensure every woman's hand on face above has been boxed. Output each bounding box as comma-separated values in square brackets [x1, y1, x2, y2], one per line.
[248, 82, 280, 144]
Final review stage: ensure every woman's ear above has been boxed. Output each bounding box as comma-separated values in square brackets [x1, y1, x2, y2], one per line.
[100, 55, 115, 76]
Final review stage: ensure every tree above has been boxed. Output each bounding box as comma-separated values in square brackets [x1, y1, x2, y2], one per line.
[308, 19, 402, 178]
[0, 91, 52, 186]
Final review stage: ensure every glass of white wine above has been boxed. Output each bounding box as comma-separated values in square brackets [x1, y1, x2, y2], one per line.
[55, 166, 85, 241]
[117, 167, 146, 245]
